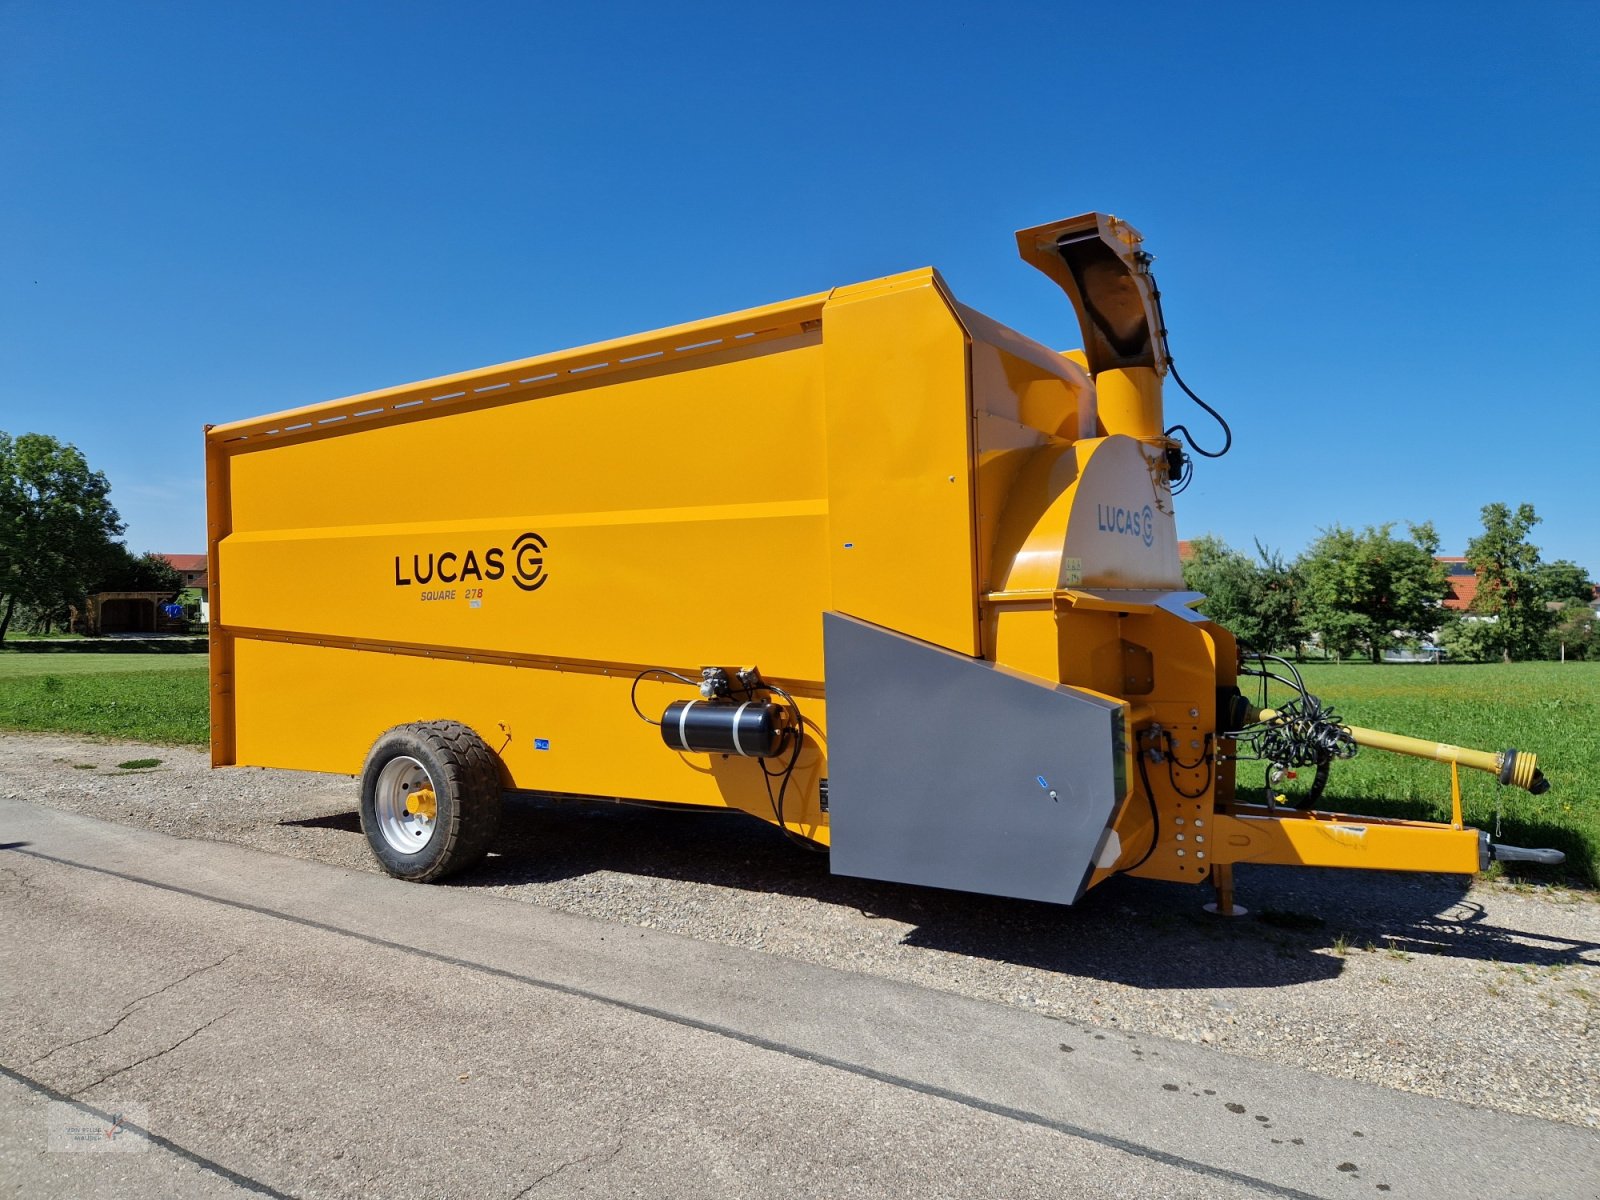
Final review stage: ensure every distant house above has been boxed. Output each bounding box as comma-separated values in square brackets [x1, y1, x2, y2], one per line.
[158, 553, 208, 590]
[1436, 556, 1478, 611]
[157, 553, 209, 622]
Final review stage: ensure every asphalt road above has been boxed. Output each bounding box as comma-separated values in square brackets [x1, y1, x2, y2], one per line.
[3, 799, 1596, 1199]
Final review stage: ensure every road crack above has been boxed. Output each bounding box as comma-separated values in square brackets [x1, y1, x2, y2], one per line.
[511, 1141, 623, 1197]
[29, 952, 236, 1067]
[70, 1008, 237, 1097]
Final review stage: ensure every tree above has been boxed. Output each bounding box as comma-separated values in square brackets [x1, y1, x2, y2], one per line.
[94, 547, 182, 596]
[0, 432, 125, 642]
[1249, 543, 1307, 658]
[1182, 534, 1256, 632]
[1466, 502, 1553, 662]
[1531, 559, 1596, 607]
[1436, 610, 1491, 662]
[1181, 535, 1304, 654]
[1545, 601, 1597, 661]
[1297, 523, 1448, 662]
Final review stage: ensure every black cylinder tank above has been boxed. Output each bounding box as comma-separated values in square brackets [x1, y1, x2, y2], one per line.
[661, 699, 786, 757]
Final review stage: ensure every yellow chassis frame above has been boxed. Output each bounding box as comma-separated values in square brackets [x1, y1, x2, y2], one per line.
[1211, 804, 1481, 874]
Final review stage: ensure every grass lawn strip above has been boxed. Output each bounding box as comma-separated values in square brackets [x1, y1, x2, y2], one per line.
[0, 650, 208, 676]
[0, 652, 208, 746]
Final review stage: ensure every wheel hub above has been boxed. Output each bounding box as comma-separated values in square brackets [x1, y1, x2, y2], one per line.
[373, 755, 437, 854]
[405, 787, 437, 820]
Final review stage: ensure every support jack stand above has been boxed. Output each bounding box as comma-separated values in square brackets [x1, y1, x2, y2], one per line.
[1203, 863, 1248, 917]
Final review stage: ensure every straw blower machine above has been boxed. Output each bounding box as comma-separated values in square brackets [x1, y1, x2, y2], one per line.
[206, 212, 1560, 911]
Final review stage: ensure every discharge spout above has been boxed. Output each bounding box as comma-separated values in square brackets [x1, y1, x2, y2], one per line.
[1016, 212, 1170, 441]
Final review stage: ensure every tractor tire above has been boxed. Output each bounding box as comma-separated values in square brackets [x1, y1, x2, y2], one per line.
[359, 720, 503, 882]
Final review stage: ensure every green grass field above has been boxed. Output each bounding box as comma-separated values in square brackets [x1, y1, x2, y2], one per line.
[1241, 661, 1600, 886]
[0, 651, 1595, 884]
[0, 650, 209, 745]
[0, 651, 209, 676]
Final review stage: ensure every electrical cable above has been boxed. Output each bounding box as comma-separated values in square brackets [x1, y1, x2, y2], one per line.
[1166, 756, 1212, 801]
[1164, 731, 1212, 771]
[1145, 266, 1233, 460]
[1161, 731, 1214, 800]
[1163, 361, 1233, 459]
[629, 667, 699, 726]
[754, 683, 829, 854]
[1169, 452, 1194, 496]
[1124, 732, 1162, 873]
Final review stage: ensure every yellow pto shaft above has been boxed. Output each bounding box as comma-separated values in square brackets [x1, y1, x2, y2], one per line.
[1254, 709, 1548, 794]
[1344, 726, 1546, 793]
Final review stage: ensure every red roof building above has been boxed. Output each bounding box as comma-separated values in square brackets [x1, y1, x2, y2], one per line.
[1436, 556, 1478, 611]
[157, 553, 209, 591]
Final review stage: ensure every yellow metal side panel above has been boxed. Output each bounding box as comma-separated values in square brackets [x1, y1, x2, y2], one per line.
[821, 271, 978, 656]
[965, 309, 1096, 599]
[209, 291, 828, 443]
[986, 604, 1070, 684]
[220, 339, 831, 682]
[987, 442, 1086, 596]
[225, 336, 822, 534]
[230, 637, 832, 842]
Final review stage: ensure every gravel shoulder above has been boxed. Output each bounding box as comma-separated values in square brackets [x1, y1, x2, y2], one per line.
[4, 730, 1596, 1130]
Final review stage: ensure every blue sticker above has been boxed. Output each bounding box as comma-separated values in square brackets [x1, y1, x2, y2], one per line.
[534, 738, 550, 751]
[1036, 775, 1049, 789]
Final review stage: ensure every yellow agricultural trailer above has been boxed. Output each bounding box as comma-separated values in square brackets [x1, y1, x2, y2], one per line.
[206, 213, 1558, 910]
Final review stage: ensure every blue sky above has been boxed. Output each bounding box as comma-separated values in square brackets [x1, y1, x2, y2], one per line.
[3, 2, 1596, 575]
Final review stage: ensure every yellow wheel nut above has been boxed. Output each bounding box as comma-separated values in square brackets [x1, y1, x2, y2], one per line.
[405, 787, 437, 820]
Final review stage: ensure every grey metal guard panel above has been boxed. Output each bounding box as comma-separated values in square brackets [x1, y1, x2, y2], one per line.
[824, 613, 1124, 905]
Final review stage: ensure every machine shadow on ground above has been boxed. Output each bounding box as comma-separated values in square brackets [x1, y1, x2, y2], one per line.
[274, 792, 1597, 990]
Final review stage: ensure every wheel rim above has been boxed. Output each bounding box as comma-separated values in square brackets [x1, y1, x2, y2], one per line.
[373, 755, 438, 854]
